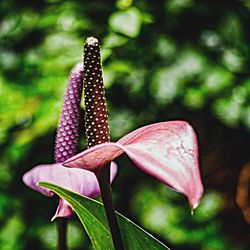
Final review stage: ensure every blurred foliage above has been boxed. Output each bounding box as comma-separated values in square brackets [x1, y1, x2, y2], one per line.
[0, 0, 250, 249]
[132, 183, 235, 250]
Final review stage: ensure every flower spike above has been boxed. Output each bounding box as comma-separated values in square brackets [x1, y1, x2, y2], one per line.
[83, 37, 110, 147]
[55, 63, 84, 163]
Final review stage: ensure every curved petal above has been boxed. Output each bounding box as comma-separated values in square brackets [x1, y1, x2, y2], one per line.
[64, 121, 203, 209]
[63, 143, 124, 172]
[120, 121, 203, 209]
[52, 198, 73, 221]
[22, 162, 118, 218]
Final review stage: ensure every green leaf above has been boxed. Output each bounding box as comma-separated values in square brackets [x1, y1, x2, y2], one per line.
[39, 182, 170, 250]
[109, 7, 142, 38]
[103, 33, 129, 48]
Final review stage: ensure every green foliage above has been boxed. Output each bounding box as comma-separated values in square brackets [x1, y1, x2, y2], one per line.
[0, 0, 250, 249]
[131, 183, 239, 250]
[39, 182, 169, 250]
[109, 7, 142, 38]
[38, 222, 88, 250]
[0, 215, 24, 250]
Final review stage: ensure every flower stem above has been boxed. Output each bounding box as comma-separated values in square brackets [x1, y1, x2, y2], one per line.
[96, 165, 124, 250]
[57, 218, 67, 250]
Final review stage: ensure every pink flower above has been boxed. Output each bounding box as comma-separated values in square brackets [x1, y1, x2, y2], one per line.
[63, 120, 203, 210]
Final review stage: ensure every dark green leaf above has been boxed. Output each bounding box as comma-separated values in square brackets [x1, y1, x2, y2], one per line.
[39, 182, 170, 250]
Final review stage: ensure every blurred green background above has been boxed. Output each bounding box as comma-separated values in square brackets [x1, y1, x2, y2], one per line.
[0, 0, 250, 249]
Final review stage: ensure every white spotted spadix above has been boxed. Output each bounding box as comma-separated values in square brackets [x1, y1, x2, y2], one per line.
[83, 37, 110, 148]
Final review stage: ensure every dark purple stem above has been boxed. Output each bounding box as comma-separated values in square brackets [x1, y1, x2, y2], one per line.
[57, 218, 67, 250]
[97, 164, 124, 250]
[83, 37, 124, 250]
[54, 64, 84, 250]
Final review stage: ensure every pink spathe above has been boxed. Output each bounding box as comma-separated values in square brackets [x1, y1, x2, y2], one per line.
[22, 162, 117, 220]
[63, 121, 203, 210]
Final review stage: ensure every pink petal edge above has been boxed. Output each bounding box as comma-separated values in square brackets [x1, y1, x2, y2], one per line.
[63, 121, 203, 209]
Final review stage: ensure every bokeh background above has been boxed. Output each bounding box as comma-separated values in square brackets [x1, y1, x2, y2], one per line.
[0, 0, 250, 249]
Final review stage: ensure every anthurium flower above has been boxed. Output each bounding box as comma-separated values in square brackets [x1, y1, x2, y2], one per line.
[58, 37, 203, 211]
[22, 63, 117, 220]
[63, 120, 203, 210]
[60, 37, 203, 211]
